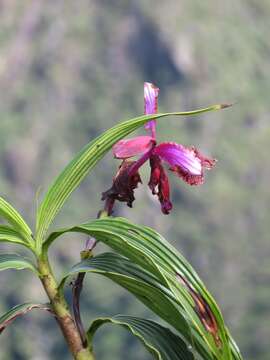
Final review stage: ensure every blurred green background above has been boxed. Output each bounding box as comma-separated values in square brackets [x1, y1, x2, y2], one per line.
[0, 0, 269, 359]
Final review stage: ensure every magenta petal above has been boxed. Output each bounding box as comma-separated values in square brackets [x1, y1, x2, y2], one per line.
[144, 82, 159, 138]
[144, 82, 159, 114]
[113, 136, 154, 159]
[153, 142, 216, 186]
[153, 142, 202, 175]
[145, 120, 157, 139]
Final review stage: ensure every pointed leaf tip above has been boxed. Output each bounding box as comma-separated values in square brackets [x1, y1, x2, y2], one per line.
[219, 103, 234, 109]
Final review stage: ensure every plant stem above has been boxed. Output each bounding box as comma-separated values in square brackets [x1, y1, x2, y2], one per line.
[72, 272, 87, 347]
[72, 210, 108, 347]
[38, 253, 95, 360]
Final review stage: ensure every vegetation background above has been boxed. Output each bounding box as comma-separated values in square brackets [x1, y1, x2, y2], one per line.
[0, 1, 269, 359]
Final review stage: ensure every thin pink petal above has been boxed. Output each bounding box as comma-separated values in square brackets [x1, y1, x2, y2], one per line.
[144, 82, 159, 114]
[153, 142, 216, 186]
[113, 136, 154, 159]
[144, 82, 159, 138]
[153, 142, 202, 174]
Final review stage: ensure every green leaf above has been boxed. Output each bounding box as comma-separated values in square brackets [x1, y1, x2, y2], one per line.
[61, 252, 211, 360]
[0, 225, 29, 248]
[0, 303, 52, 334]
[0, 253, 38, 275]
[0, 197, 33, 247]
[36, 104, 227, 246]
[88, 315, 194, 360]
[50, 217, 242, 360]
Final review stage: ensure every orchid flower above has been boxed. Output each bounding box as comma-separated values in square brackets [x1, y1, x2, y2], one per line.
[102, 82, 216, 215]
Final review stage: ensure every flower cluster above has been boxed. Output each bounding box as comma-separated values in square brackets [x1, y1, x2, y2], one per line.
[102, 82, 216, 215]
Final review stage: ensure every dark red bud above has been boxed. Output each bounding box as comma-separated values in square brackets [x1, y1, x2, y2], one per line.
[148, 155, 172, 214]
[148, 155, 162, 194]
[102, 160, 142, 214]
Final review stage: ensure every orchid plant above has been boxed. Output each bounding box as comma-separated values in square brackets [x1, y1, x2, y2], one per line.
[0, 83, 242, 360]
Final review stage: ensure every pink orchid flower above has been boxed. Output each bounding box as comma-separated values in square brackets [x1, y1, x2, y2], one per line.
[102, 82, 216, 215]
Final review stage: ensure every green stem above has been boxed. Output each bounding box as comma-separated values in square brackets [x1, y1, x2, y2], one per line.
[38, 253, 95, 360]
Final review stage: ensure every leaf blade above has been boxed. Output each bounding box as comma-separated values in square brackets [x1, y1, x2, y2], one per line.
[0, 197, 33, 247]
[0, 303, 52, 334]
[62, 252, 213, 360]
[0, 225, 28, 247]
[88, 315, 194, 360]
[0, 253, 38, 275]
[53, 217, 243, 359]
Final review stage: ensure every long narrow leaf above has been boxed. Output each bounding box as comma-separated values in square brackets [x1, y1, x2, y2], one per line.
[47, 217, 242, 360]
[0, 225, 28, 248]
[0, 197, 33, 247]
[36, 105, 227, 246]
[88, 315, 194, 360]
[61, 252, 213, 360]
[0, 253, 38, 275]
[0, 303, 52, 334]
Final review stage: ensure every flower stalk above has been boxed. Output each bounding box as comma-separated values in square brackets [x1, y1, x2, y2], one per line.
[71, 209, 109, 352]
